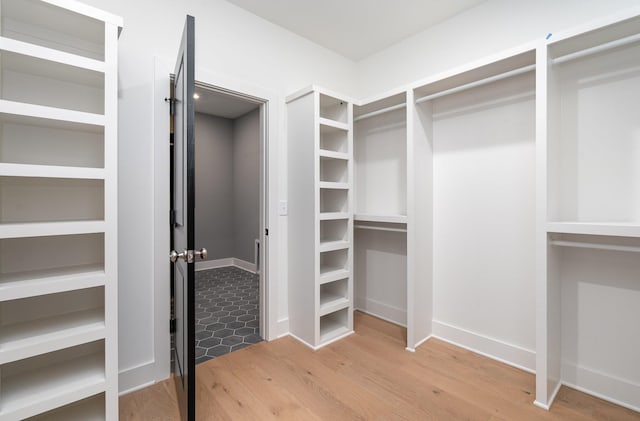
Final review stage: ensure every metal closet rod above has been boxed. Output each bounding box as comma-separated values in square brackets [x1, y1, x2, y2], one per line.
[550, 240, 640, 253]
[552, 32, 640, 65]
[415, 64, 536, 104]
[354, 103, 406, 122]
[355, 224, 407, 233]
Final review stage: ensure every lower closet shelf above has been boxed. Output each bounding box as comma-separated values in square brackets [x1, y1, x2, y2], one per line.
[0, 264, 105, 301]
[26, 394, 105, 421]
[319, 268, 349, 284]
[319, 308, 351, 344]
[0, 353, 105, 421]
[319, 295, 349, 316]
[0, 308, 105, 364]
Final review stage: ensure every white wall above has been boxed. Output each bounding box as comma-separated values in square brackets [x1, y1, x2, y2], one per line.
[356, 0, 640, 97]
[79, 0, 357, 392]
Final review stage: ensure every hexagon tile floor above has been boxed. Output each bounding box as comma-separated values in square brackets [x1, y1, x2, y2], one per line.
[195, 266, 261, 364]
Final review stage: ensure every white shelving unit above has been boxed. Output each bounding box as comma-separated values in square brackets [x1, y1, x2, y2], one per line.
[287, 86, 354, 349]
[0, 1, 121, 419]
[536, 11, 640, 412]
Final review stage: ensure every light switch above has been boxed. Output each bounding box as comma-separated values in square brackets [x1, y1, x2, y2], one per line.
[279, 200, 288, 216]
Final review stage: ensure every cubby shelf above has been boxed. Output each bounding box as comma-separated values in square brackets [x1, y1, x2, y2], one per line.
[546, 222, 640, 238]
[0, 36, 105, 73]
[319, 181, 349, 190]
[319, 309, 351, 343]
[0, 163, 104, 179]
[319, 212, 349, 221]
[319, 268, 350, 285]
[0, 100, 104, 126]
[0, 353, 105, 421]
[0, 308, 105, 364]
[319, 295, 350, 316]
[0, 220, 105, 239]
[319, 240, 350, 253]
[0, 264, 105, 302]
[319, 149, 348, 160]
[319, 117, 348, 131]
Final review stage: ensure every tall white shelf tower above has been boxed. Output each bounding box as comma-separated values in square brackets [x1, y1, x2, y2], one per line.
[0, 0, 121, 419]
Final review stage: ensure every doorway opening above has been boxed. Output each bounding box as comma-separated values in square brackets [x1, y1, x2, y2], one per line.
[170, 81, 268, 366]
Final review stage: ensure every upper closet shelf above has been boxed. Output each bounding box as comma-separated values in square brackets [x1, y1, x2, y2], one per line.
[354, 214, 407, 224]
[0, 37, 105, 72]
[0, 221, 106, 239]
[0, 100, 104, 126]
[319, 117, 348, 131]
[0, 163, 105, 179]
[547, 222, 640, 238]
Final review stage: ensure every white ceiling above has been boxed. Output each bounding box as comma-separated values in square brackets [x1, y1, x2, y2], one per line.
[226, 0, 486, 60]
[194, 86, 260, 118]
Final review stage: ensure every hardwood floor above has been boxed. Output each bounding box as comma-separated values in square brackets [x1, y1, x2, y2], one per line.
[120, 312, 640, 420]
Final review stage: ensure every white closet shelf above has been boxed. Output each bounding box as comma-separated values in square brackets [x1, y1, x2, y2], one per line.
[354, 214, 407, 224]
[319, 212, 350, 221]
[0, 264, 105, 302]
[319, 117, 349, 131]
[0, 37, 105, 73]
[0, 220, 105, 239]
[319, 294, 350, 316]
[318, 268, 350, 285]
[0, 353, 105, 421]
[27, 394, 105, 421]
[0, 100, 104, 127]
[546, 222, 640, 238]
[319, 181, 349, 190]
[319, 150, 349, 160]
[0, 163, 104, 179]
[319, 240, 350, 253]
[0, 308, 105, 365]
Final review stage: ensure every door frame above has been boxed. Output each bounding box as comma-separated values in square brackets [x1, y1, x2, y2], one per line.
[153, 58, 280, 382]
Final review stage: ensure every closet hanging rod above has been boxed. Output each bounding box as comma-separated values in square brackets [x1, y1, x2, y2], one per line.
[355, 224, 408, 233]
[354, 103, 407, 122]
[415, 64, 535, 104]
[550, 240, 640, 253]
[552, 32, 640, 65]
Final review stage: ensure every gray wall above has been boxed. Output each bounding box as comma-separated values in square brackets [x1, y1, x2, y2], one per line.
[195, 109, 260, 264]
[233, 109, 260, 263]
[195, 113, 234, 260]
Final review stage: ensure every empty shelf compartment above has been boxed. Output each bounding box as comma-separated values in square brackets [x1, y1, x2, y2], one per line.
[0, 287, 105, 363]
[0, 50, 104, 114]
[319, 93, 348, 124]
[0, 0, 105, 61]
[320, 124, 348, 153]
[25, 393, 105, 421]
[320, 219, 348, 243]
[0, 112, 104, 168]
[320, 156, 348, 183]
[0, 177, 104, 224]
[0, 340, 105, 420]
[319, 278, 349, 316]
[320, 189, 348, 213]
[320, 249, 348, 276]
[319, 307, 351, 344]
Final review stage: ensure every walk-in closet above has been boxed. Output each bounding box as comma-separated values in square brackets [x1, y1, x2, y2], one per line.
[188, 87, 264, 364]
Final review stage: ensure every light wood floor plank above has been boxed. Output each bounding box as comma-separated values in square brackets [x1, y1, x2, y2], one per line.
[120, 312, 640, 420]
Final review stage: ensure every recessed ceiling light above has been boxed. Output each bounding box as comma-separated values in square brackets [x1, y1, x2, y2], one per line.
[193, 93, 200, 99]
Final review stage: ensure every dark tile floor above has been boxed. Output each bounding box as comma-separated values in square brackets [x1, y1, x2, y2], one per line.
[195, 266, 261, 364]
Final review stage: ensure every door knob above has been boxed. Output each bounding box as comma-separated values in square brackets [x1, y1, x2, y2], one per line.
[195, 248, 208, 260]
[170, 250, 188, 263]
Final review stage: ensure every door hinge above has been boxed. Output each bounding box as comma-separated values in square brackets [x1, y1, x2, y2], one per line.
[170, 209, 176, 226]
[265, 228, 269, 236]
[165, 97, 176, 115]
[170, 318, 176, 333]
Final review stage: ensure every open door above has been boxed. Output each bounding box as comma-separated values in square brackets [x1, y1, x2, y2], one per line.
[169, 15, 199, 421]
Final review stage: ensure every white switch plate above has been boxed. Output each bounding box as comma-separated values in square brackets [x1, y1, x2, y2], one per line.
[279, 200, 288, 216]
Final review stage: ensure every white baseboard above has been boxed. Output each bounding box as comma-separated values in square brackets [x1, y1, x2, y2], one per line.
[355, 297, 406, 327]
[288, 330, 355, 351]
[432, 320, 536, 373]
[276, 317, 290, 338]
[196, 257, 257, 273]
[118, 360, 159, 395]
[562, 363, 640, 412]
